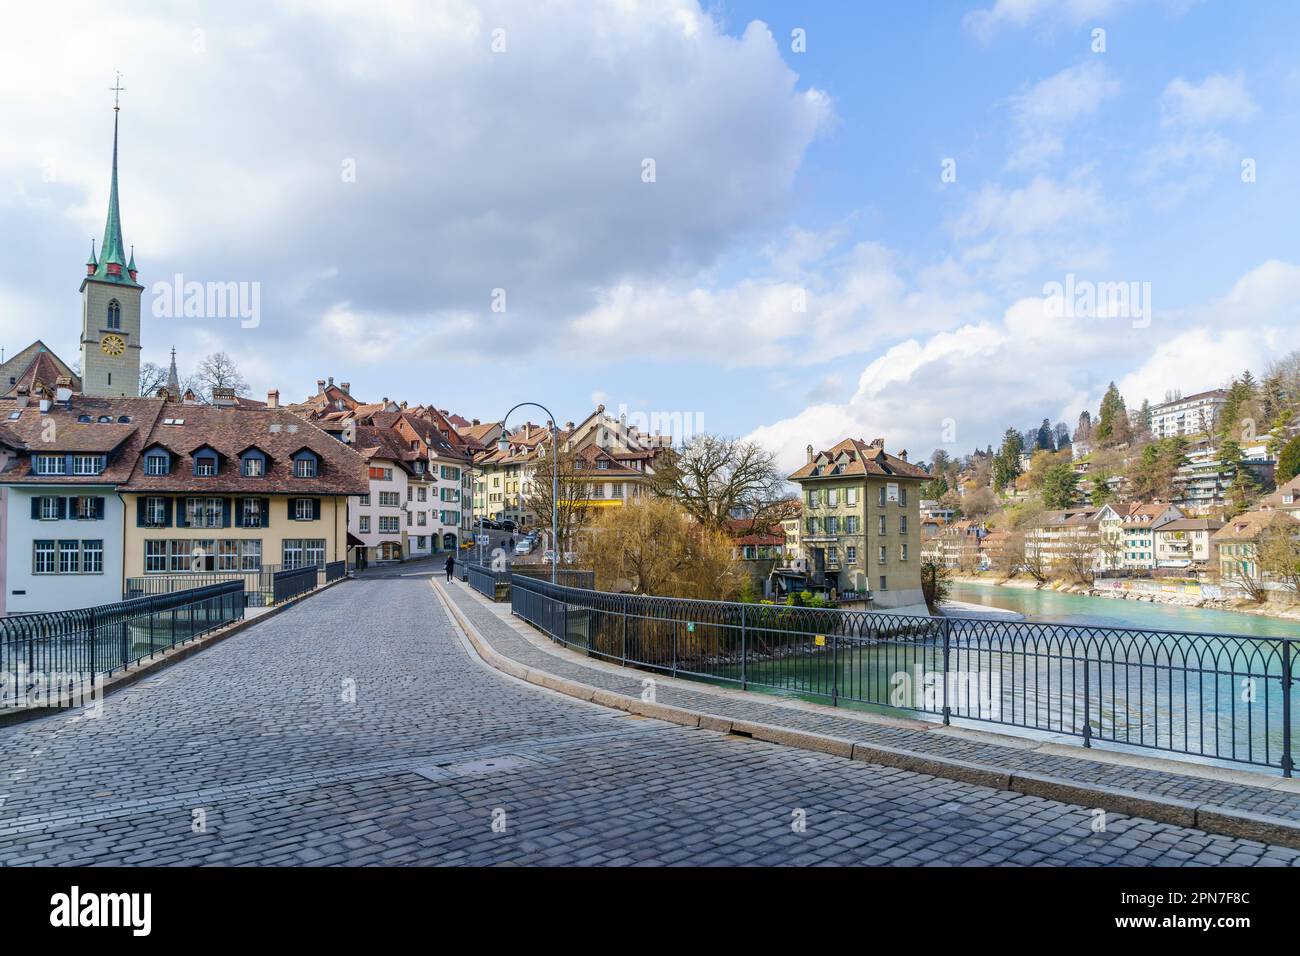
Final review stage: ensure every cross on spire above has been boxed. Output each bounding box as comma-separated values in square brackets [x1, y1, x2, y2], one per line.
[110, 71, 125, 112]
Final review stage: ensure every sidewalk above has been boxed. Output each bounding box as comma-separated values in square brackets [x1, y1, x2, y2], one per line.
[433, 576, 1300, 848]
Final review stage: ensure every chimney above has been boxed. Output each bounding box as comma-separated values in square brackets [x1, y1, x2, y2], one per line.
[267, 389, 280, 409]
[340, 382, 350, 394]
[316, 379, 326, 391]
[806, 444, 814, 463]
[597, 403, 605, 413]
[472, 418, 480, 426]
[524, 424, 531, 439]
[899, 449, 908, 462]
[328, 376, 334, 386]
[566, 421, 574, 430]
[212, 387, 236, 407]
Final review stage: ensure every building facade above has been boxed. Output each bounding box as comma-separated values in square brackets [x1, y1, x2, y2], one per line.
[787, 438, 928, 610]
[1150, 390, 1227, 439]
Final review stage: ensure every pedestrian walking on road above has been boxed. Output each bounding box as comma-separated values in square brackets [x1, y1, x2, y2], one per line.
[445, 553, 455, 582]
[509, 537, 515, 551]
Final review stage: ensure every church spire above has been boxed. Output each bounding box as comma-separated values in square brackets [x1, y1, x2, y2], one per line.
[90, 72, 138, 287]
[166, 346, 181, 398]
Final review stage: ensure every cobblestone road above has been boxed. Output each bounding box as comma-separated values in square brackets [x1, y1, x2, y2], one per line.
[1, 574, 1296, 866]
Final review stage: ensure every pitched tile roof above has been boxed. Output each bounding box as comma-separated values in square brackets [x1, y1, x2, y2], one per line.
[122, 404, 368, 495]
[0, 397, 165, 484]
[1212, 509, 1298, 542]
[788, 437, 929, 482]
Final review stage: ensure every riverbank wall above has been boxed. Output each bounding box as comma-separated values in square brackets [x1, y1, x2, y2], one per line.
[951, 574, 1300, 624]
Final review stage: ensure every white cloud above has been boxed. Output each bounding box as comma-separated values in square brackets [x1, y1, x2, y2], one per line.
[1007, 61, 1121, 169]
[748, 260, 1299, 475]
[1160, 72, 1258, 127]
[965, 0, 1124, 41]
[0, 1, 831, 393]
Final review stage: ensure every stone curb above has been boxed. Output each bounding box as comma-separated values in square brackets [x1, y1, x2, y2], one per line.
[0, 577, 349, 729]
[431, 578, 1300, 851]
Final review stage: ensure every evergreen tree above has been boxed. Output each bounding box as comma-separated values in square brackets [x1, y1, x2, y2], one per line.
[993, 428, 1024, 492]
[1094, 382, 1131, 446]
[1036, 418, 1054, 451]
[1040, 463, 1080, 509]
[1277, 435, 1300, 485]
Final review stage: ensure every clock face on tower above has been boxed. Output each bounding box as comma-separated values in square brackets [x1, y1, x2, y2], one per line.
[100, 334, 126, 357]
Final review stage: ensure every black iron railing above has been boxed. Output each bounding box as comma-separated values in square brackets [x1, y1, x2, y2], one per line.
[1, 581, 244, 709]
[127, 562, 345, 607]
[467, 563, 511, 600]
[511, 566, 596, 589]
[509, 575, 1300, 776]
[273, 566, 318, 604]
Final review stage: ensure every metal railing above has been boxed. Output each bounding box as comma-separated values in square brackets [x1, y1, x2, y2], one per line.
[127, 562, 346, 607]
[1, 581, 244, 709]
[467, 563, 511, 601]
[510, 575, 1300, 776]
[511, 566, 596, 589]
[273, 566, 318, 604]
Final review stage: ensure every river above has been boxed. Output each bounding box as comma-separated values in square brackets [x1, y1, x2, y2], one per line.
[947, 581, 1300, 638]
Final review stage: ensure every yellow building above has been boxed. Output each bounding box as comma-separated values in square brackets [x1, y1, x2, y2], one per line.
[787, 437, 929, 611]
[119, 401, 367, 580]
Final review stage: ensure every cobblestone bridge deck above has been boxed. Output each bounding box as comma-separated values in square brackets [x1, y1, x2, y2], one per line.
[1, 572, 1295, 866]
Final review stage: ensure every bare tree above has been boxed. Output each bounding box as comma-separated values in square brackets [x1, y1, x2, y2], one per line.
[192, 351, 250, 403]
[1258, 525, 1300, 593]
[139, 361, 168, 397]
[521, 444, 594, 560]
[651, 434, 794, 532]
[1057, 530, 1100, 586]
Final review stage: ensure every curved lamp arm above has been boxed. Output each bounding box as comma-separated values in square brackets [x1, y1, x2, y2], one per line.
[499, 402, 561, 585]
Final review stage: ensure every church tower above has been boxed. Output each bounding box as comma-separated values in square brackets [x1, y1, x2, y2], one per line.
[80, 75, 142, 397]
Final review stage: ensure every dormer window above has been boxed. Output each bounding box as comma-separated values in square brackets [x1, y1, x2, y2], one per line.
[107, 300, 121, 330]
[72, 455, 105, 476]
[32, 454, 66, 475]
[192, 447, 220, 477]
[293, 450, 319, 478]
[240, 449, 268, 478]
[144, 450, 170, 476]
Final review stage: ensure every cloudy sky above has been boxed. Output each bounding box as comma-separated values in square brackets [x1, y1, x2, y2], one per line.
[3, 0, 1298, 471]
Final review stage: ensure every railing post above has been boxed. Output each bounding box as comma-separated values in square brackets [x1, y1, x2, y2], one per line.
[621, 595, 628, 665]
[831, 630, 839, 707]
[672, 619, 678, 677]
[1081, 640, 1092, 748]
[740, 603, 747, 691]
[1283, 640, 1294, 778]
[941, 617, 951, 726]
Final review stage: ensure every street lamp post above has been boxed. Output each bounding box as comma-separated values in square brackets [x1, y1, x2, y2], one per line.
[499, 402, 560, 585]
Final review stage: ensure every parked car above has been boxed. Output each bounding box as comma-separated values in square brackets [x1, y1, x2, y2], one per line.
[514, 538, 537, 555]
[543, 550, 578, 564]
[499, 519, 517, 532]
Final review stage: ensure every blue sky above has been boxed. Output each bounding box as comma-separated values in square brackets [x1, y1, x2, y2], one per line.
[2, 0, 1298, 470]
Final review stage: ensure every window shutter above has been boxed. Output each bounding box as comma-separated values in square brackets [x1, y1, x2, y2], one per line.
[312, 498, 322, 520]
[176, 498, 189, 528]
[222, 498, 233, 528]
[31, 497, 41, 520]
[56, 497, 68, 520]
[93, 497, 105, 519]
[260, 498, 270, 526]
[163, 497, 174, 527]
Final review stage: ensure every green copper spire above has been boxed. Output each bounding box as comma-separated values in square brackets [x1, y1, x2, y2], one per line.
[90, 74, 140, 288]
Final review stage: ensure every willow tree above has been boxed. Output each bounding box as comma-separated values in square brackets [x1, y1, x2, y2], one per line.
[577, 497, 742, 600]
